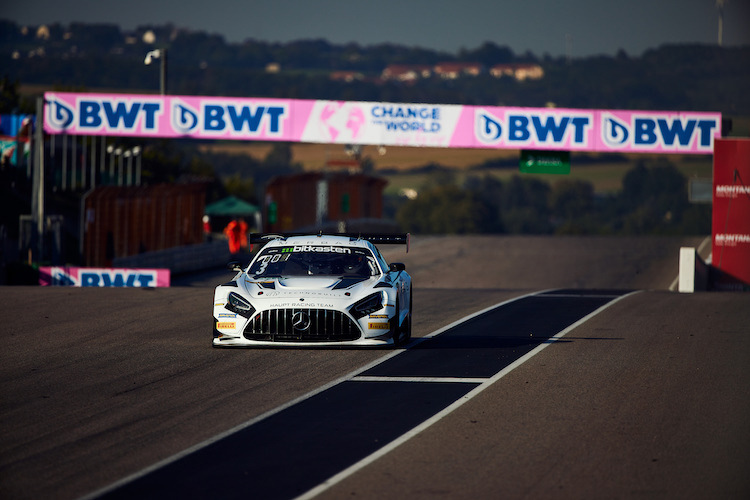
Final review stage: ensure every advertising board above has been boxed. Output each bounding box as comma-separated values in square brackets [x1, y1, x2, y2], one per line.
[44, 92, 720, 155]
[39, 267, 171, 287]
[711, 138, 750, 290]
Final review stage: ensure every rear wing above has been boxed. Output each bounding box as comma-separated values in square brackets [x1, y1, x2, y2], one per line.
[249, 232, 410, 253]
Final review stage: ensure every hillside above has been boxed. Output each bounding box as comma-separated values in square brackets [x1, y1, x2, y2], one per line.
[2, 19, 750, 117]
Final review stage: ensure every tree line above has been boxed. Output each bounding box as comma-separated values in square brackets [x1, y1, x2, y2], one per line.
[393, 160, 711, 236]
[1, 19, 749, 115]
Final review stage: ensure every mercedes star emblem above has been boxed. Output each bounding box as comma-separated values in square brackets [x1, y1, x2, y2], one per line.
[292, 311, 311, 331]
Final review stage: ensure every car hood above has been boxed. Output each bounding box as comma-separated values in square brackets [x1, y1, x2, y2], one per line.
[239, 275, 378, 299]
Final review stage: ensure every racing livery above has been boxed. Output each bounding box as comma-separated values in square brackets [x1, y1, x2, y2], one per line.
[213, 233, 412, 347]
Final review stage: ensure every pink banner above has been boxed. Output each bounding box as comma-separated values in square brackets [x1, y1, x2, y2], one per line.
[44, 92, 720, 154]
[39, 267, 170, 287]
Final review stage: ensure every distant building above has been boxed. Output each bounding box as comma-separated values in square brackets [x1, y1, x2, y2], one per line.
[330, 71, 365, 83]
[381, 64, 433, 82]
[433, 62, 484, 79]
[264, 172, 388, 233]
[490, 63, 544, 81]
[35, 25, 50, 40]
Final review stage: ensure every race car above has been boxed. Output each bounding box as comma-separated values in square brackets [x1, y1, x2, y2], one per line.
[212, 233, 412, 347]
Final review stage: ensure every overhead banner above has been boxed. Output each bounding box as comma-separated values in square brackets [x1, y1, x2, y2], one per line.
[44, 92, 721, 154]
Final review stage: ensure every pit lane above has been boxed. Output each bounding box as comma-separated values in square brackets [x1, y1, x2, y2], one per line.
[1, 235, 748, 500]
[84, 290, 627, 500]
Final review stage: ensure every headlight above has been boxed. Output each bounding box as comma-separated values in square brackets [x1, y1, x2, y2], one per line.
[226, 292, 255, 318]
[350, 292, 386, 319]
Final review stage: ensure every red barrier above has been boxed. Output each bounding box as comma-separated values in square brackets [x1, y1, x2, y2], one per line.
[711, 138, 750, 290]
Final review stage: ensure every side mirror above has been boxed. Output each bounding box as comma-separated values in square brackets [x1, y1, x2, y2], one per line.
[389, 262, 406, 272]
[227, 261, 243, 272]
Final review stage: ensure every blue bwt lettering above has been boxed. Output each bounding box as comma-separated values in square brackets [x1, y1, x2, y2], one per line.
[80, 271, 156, 287]
[79, 100, 160, 131]
[507, 114, 590, 144]
[204, 104, 286, 134]
[634, 117, 717, 147]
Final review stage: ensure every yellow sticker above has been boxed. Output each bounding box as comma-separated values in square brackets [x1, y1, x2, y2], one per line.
[217, 321, 236, 329]
[368, 322, 390, 330]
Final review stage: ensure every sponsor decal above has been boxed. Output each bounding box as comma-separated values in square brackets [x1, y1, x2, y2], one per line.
[291, 245, 351, 253]
[714, 234, 750, 247]
[601, 112, 718, 152]
[270, 302, 334, 308]
[218, 313, 237, 318]
[715, 185, 750, 198]
[476, 108, 592, 149]
[46, 94, 163, 134]
[216, 321, 237, 329]
[371, 104, 442, 134]
[369, 314, 389, 319]
[368, 322, 391, 330]
[44, 92, 290, 140]
[200, 100, 288, 138]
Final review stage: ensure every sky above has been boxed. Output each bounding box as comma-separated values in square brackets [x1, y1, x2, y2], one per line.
[3, 0, 750, 58]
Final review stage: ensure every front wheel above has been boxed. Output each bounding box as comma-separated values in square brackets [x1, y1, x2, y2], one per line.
[393, 298, 412, 347]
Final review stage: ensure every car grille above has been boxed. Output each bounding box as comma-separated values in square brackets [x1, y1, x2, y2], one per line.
[243, 308, 361, 342]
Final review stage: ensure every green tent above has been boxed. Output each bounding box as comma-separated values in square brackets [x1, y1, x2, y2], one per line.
[204, 196, 259, 217]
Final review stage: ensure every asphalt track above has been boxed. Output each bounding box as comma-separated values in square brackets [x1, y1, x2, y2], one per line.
[1, 235, 749, 500]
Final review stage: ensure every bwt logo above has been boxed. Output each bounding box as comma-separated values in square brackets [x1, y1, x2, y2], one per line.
[46, 97, 75, 130]
[46, 96, 163, 133]
[79, 270, 157, 287]
[602, 113, 718, 150]
[198, 102, 288, 137]
[476, 111, 592, 147]
[45, 95, 288, 138]
[171, 99, 199, 134]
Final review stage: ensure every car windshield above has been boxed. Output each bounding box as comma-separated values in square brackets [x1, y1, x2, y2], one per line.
[248, 245, 378, 278]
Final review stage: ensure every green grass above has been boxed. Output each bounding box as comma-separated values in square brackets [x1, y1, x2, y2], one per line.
[382, 155, 714, 196]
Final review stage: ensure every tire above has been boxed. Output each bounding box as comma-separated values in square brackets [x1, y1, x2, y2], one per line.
[393, 296, 412, 347]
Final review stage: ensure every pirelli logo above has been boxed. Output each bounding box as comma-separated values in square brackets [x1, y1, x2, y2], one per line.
[216, 321, 237, 329]
[368, 322, 390, 330]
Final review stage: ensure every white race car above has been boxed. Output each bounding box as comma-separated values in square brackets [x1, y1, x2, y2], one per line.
[212, 233, 412, 347]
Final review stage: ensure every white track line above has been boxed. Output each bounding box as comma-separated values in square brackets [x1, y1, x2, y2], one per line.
[536, 293, 624, 298]
[81, 289, 623, 500]
[352, 376, 489, 384]
[296, 290, 640, 500]
[80, 291, 541, 500]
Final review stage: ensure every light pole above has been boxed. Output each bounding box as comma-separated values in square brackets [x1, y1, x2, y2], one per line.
[132, 146, 142, 185]
[124, 149, 133, 185]
[114, 147, 123, 185]
[107, 145, 115, 184]
[144, 49, 167, 95]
